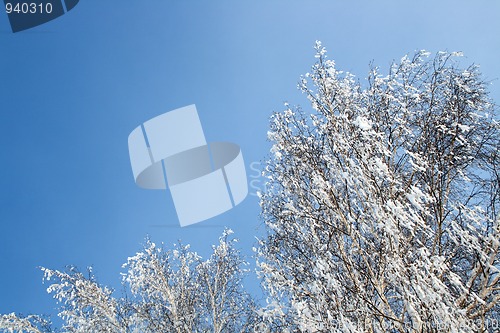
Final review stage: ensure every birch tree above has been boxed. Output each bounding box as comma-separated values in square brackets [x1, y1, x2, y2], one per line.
[257, 42, 500, 332]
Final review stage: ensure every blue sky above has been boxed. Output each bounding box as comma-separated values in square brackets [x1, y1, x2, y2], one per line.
[1, 0, 499, 318]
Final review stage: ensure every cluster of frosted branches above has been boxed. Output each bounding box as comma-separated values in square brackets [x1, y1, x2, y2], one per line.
[257, 42, 499, 332]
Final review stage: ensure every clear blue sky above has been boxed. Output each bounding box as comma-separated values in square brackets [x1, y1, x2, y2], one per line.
[1, 0, 499, 318]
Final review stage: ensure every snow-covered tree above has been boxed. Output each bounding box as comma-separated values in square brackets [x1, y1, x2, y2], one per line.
[257, 42, 500, 332]
[123, 229, 258, 333]
[0, 230, 257, 333]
